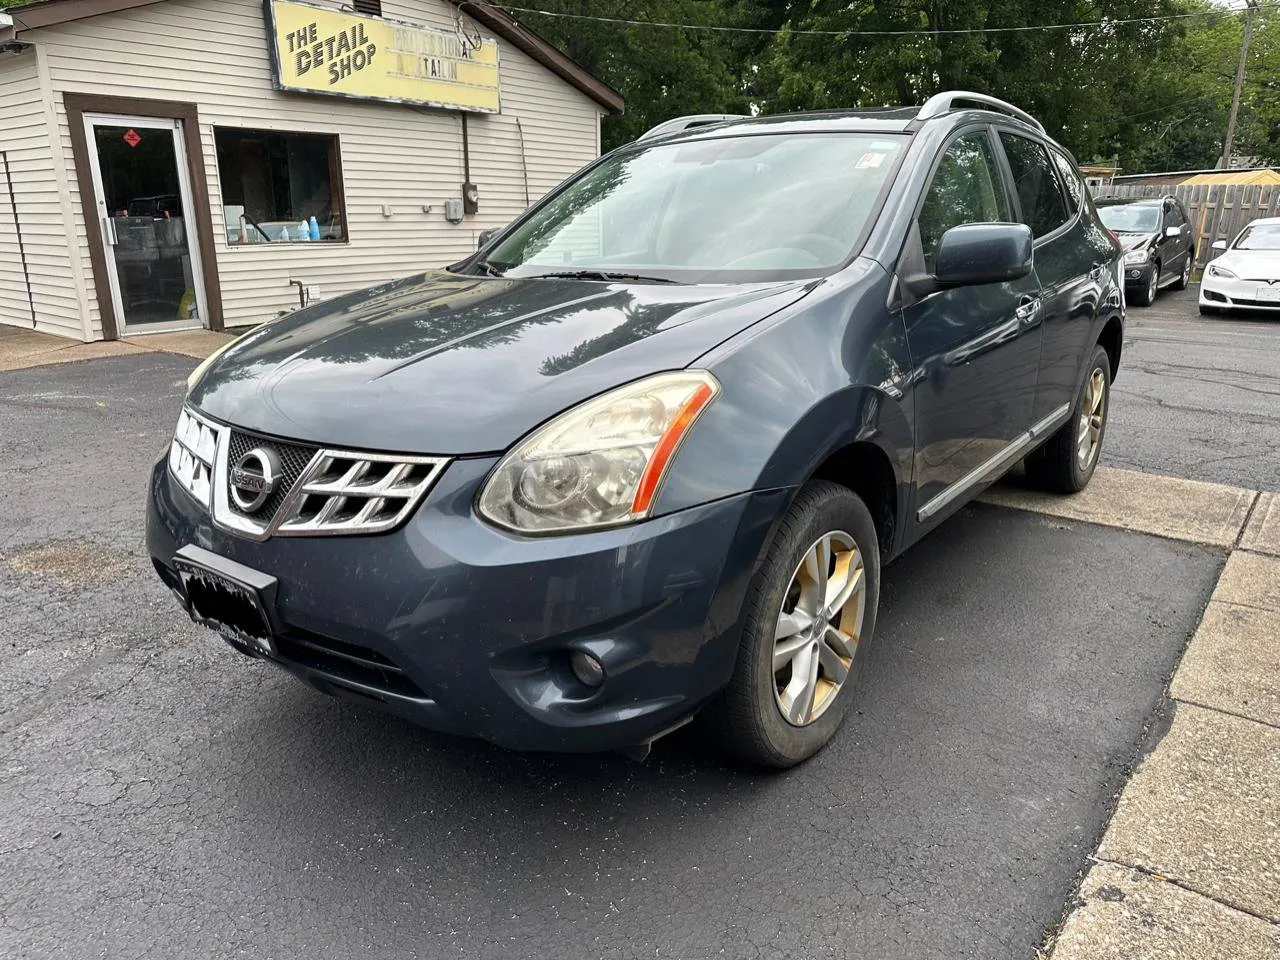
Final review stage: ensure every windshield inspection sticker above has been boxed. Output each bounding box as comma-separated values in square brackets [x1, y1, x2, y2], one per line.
[856, 152, 887, 169]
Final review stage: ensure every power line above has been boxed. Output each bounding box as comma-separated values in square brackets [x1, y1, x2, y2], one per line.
[488, 2, 1266, 38]
[1113, 93, 1223, 123]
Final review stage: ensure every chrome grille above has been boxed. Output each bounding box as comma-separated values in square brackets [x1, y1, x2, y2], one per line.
[225, 430, 319, 524]
[273, 450, 448, 536]
[169, 408, 218, 507]
[170, 406, 449, 540]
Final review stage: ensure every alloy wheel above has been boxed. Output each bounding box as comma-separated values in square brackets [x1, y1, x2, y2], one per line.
[772, 531, 866, 726]
[1182, 258, 1191, 286]
[1076, 368, 1107, 470]
[1146, 271, 1158, 303]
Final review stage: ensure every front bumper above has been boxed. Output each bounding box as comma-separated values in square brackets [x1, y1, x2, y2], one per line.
[147, 455, 788, 753]
[1199, 273, 1280, 311]
[1122, 260, 1157, 287]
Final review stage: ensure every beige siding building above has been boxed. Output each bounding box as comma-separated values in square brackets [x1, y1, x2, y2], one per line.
[0, 0, 621, 341]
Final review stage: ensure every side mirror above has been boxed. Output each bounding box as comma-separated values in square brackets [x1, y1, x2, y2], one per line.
[934, 222, 1034, 287]
[1211, 239, 1228, 252]
[1164, 226, 1181, 238]
[477, 227, 500, 250]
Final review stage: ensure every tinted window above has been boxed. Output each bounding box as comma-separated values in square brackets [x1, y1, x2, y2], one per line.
[917, 131, 1011, 271]
[1165, 202, 1184, 228]
[999, 132, 1069, 238]
[1050, 149, 1085, 214]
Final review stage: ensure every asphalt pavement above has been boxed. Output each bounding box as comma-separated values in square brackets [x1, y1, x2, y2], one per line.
[0, 346, 1229, 959]
[1103, 285, 1280, 490]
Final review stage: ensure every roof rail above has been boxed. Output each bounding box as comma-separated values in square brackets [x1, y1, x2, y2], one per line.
[638, 114, 749, 141]
[916, 91, 1044, 132]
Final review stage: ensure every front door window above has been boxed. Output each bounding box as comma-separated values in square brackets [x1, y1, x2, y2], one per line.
[917, 131, 1012, 271]
[85, 116, 207, 333]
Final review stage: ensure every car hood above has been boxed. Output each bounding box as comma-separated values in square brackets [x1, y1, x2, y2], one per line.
[1114, 230, 1157, 252]
[190, 270, 816, 454]
[1212, 249, 1280, 279]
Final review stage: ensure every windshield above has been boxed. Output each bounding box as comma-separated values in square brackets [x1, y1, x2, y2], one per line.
[1097, 204, 1160, 233]
[1235, 224, 1280, 250]
[479, 133, 905, 282]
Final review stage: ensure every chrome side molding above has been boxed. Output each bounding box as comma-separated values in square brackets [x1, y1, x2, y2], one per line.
[916, 403, 1070, 522]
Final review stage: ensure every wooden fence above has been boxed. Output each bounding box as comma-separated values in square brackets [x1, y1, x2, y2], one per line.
[1091, 183, 1280, 270]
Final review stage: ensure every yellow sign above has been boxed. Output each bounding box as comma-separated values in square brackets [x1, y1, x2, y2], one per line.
[267, 0, 500, 113]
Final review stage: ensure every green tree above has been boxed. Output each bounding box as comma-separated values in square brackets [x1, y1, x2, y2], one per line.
[521, 0, 1273, 173]
[513, 1, 767, 149]
[753, 0, 1220, 167]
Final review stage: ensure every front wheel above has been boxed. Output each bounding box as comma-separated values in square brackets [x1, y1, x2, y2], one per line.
[1131, 266, 1159, 306]
[1025, 344, 1111, 494]
[1199, 303, 1222, 317]
[700, 481, 880, 768]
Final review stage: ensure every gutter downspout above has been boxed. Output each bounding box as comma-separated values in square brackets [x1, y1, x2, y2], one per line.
[1, 150, 37, 328]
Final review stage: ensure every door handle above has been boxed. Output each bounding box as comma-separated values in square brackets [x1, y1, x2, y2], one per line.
[1015, 296, 1041, 324]
[102, 216, 118, 246]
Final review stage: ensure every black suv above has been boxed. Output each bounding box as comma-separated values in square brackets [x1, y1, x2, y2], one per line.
[149, 92, 1124, 767]
[1096, 196, 1196, 305]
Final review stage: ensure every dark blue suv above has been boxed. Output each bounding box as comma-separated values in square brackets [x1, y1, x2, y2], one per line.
[148, 92, 1124, 767]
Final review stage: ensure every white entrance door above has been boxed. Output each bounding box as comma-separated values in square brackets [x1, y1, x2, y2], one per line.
[82, 114, 209, 335]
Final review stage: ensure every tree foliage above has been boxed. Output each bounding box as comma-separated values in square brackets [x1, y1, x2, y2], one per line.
[522, 0, 1280, 172]
[3, 0, 1274, 170]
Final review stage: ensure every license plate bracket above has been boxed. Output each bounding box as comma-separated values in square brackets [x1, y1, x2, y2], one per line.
[173, 545, 279, 657]
[1256, 285, 1280, 302]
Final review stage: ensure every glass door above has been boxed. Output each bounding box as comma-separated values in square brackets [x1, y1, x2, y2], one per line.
[83, 115, 208, 334]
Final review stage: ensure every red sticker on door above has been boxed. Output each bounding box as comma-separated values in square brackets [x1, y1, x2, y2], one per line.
[123, 130, 142, 148]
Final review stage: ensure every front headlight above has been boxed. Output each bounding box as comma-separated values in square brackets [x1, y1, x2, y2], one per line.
[1207, 263, 1237, 279]
[1123, 248, 1151, 265]
[477, 371, 720, 535]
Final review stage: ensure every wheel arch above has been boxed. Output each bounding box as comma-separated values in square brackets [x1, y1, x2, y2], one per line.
[1097, 314, 1123, 380]
[757, 385, 913, 560]
[810, 440, 900, 558]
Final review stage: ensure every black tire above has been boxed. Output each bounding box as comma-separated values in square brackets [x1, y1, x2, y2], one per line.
[1025, 344, 1111, 494]
[1199, 303, 1221, 317]
[1131, 265, 1159, 306]
[700, 480, 880, 768]
[1173, 253, 1193, 291]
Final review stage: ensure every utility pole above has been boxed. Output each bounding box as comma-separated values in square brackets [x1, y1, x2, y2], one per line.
[1220, 0, 1260, 170]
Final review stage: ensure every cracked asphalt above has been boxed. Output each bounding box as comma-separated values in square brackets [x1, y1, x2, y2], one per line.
[0, 288, 1264, 959]
[1103, 286, 1280, 489]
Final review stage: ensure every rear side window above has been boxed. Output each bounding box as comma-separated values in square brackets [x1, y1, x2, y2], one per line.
[1050, 149, 1085, 215]
[917, 131, 1012, 272]
[999, 132, 1069, 238]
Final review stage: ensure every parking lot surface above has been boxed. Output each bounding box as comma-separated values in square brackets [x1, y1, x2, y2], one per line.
[0, 350, 1225, 959]
[1104, 287, 1280, 490]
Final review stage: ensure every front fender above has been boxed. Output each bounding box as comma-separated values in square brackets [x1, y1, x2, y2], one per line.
[655, 263, 914, 533]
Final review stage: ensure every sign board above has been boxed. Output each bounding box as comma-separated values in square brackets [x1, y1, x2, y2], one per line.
[265, 0, 501, 113]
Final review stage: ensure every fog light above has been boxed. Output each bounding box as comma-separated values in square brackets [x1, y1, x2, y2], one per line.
[569, 650, 605, 688]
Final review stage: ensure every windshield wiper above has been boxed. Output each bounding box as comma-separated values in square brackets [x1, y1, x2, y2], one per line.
[521, 270, 679, 284]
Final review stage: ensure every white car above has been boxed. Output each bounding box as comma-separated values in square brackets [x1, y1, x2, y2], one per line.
[1200, 217, 1280, 315]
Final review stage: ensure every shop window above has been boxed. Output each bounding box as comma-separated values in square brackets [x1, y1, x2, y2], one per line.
[215, 128, 346, 245]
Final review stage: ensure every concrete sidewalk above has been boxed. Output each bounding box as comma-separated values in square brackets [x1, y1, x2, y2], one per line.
[0, 324, 235, 372]
[986, 470, 1280, 958]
